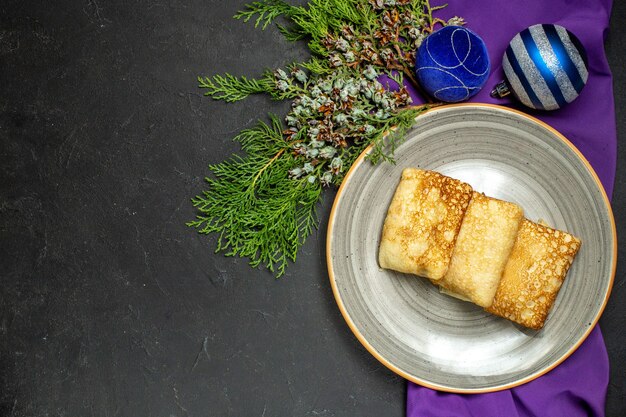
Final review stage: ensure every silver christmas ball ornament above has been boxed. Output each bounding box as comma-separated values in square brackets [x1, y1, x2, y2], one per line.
[491, 24, 588, 111]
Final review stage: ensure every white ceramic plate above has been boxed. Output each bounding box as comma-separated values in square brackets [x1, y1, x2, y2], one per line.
[326, 104, 616, 393]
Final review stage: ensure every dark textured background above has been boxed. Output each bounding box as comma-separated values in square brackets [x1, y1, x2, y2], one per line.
[0, 1, 623, 416]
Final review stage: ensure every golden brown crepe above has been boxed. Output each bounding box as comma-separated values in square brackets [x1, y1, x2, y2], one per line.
[438, 193, 524, 307]
[486, 219, 582, 329]
[378, 168, 473, 280]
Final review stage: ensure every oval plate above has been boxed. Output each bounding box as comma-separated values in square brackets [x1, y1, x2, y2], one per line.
[326, 104, 616, 393]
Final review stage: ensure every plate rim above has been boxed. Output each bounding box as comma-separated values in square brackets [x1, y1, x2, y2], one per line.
[326, 102, 617, 393]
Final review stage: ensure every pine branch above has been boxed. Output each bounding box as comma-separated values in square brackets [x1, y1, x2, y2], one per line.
[299, 57, 331, 75]
[326, 0, 363, 28]
[198, 74, 276, 102]
[188, 116, 321, 277]
[234, 0, 299, 29]
[192, 0, 459, 276]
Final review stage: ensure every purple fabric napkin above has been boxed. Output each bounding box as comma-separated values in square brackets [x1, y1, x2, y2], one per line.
[401, 1, 616, 415]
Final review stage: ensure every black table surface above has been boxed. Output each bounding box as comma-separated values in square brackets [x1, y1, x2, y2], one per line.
[1, 1, 624, 416]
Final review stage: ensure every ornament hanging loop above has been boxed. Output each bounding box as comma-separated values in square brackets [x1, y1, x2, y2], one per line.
[490, 81, 511, 99]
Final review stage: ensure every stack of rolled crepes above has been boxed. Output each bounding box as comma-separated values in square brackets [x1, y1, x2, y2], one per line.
[378, 168, 582, 330]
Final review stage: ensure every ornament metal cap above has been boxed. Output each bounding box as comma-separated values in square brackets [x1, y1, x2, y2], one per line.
[490, 81, 511, 98]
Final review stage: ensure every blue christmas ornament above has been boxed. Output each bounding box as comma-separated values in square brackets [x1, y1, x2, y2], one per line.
[491, 24, 588, 111]
[415, 26, 490, 102]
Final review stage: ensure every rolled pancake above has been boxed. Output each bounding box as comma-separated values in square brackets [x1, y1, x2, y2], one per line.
[438, 193, 524, 307]
[378, 168, 473, 280]
[486, 220, 582, 329]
